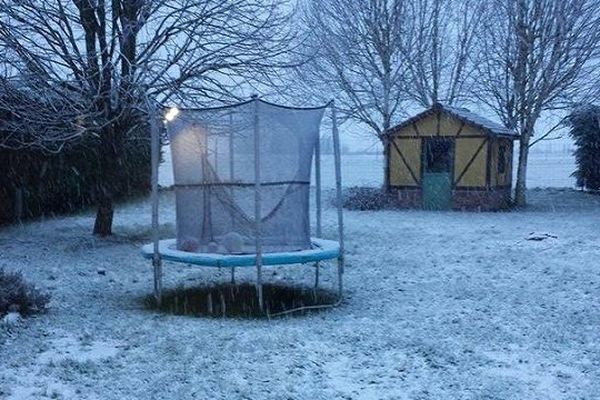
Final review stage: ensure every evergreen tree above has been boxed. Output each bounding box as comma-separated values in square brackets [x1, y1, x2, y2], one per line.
[568, 104, 600, 190]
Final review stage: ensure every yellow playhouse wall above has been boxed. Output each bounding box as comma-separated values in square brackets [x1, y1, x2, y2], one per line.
[392, 111, 483, 137]
[391, 125, 417, 137]
[504, 141, 513, 186]
[389, 138, 421, 186]
[389, 110, 499, 188]
[454, 138, 488, 187]
[438, 113, 482, 136]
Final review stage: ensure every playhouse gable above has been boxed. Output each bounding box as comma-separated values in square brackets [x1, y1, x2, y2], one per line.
[385, 103, 518, 210]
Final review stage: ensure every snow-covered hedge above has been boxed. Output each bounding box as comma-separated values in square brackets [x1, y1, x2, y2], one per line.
[0, 269, 50, 318]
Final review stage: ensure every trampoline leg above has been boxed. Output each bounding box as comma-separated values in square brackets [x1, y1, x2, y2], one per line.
[257, 269, 264, 312]
[337, 257, 343, 299]
[314, 262, 320, 289]
[231, 267, 235, 284]
[153, 257, 162, 306]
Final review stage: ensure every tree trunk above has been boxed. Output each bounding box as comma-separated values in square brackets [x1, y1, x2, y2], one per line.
[93, 193, 114, 236]
[9, 153, 25, 223]
[14, 186, 23, 223]
[382, 136, 390, 192]
[514, 135, 530, 207]
[93, 125, 118, 236]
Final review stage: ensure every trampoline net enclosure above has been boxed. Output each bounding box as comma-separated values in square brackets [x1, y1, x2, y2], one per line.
[168, 100, 326, 254]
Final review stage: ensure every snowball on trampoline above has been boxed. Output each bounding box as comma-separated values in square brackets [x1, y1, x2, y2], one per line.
[179, 237, 200, 252]
[207, 241, 219, 253]
[222, 232, 245, 254]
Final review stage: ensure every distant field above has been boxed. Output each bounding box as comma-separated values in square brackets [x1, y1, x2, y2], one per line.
[523, 152, 576, 188]
[159, 148, 577, 189]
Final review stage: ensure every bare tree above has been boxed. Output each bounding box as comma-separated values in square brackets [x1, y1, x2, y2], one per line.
[0, 0, 297, 235]
[298, 0, 412, 186]
[405, 0, 481, 107]
[0, 77, 86, 152]
[473, 0, 600, 207]
[297, 0, 479, 186]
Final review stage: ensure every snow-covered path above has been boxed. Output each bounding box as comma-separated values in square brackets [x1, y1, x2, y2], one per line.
[1, 189, 599, 399]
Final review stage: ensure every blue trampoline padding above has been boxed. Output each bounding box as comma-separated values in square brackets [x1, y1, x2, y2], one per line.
[141, 238, 340, 268]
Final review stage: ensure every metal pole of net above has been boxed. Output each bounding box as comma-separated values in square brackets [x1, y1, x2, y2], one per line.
[332, 101, 345, 298]
[229, 111, 236, 285]
[149, 101, 163, 305]
[314, 125, 322, 289]
[253, 96, 264, 311]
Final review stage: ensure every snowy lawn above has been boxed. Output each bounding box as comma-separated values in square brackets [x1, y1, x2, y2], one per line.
[1, 188, 599, 399]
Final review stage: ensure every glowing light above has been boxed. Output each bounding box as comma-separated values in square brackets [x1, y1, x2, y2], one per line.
[165, 107, 180, 122]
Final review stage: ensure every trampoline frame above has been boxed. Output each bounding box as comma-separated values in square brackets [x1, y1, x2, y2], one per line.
[147, 97, 345, 311]
[142, 238, 340, 268]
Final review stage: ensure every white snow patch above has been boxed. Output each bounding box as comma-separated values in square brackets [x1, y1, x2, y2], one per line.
[483, 350, 588, 399]
[5, 371, 79, 400]
[38, 334, 121, 364]
[3, 333, 119, 399]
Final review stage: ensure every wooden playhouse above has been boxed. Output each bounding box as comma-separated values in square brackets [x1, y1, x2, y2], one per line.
[385, 103, 519, 210]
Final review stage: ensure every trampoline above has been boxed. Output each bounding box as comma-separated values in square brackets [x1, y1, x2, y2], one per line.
[143, 96, 344, 311]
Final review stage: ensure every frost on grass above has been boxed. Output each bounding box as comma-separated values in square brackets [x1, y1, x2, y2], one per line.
[3, 332, 121, 400]
[1, 188, 599, 399]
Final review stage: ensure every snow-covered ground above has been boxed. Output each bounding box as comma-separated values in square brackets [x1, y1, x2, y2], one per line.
[1, 189, 600, 399]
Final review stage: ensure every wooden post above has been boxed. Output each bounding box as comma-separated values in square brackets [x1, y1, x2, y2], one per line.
[252, 96, 264, 311]
[331, 101, 345, 298]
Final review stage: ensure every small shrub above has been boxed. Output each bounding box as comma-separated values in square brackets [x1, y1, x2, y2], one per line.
[342, 186, 397, 210]
[0, 269, 50, 317]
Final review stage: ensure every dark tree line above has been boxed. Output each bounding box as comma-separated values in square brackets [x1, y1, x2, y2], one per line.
[0, 0, 297, 235]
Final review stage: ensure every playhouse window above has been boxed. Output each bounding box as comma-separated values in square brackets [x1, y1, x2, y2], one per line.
[498, 144, 506, 174]
[424, 139, 453, 173]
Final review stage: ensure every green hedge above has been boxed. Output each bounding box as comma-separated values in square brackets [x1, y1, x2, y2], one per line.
[0, 129, 151, 224]
[568, 104, 600, 190]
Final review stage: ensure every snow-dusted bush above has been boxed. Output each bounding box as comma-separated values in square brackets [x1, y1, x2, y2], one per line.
[0, 269, 50, 317]
[342, 186, 397, 210]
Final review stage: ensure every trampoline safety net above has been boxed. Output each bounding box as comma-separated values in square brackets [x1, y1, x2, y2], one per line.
[168, 99, 327, 254]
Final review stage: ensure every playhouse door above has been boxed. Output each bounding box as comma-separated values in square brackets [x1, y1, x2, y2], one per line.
[422, 138, 453, 210]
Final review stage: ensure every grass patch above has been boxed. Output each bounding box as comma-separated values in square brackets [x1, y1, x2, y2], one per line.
[145, 282, 339, 319]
